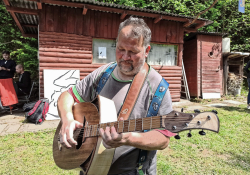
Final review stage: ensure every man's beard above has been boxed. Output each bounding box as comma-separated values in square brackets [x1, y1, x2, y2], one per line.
[118, 59, 145, 76]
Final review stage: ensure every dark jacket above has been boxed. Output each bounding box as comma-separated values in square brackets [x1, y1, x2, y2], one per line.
[0, 59, 16, 79]
[16, 71, 31, 94]
[244, 60, 250, 78]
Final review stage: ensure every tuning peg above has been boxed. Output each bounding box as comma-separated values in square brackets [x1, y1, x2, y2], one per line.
[212, 110, 218, 114]
[174, 134, 181, 140]
[187, 130, 192, 137]
[194, 109, 200, 113]
[199, 130, 206, 136]
[181, 108, 184, 112]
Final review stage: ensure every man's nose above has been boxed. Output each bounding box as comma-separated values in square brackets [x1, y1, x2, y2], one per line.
[122, 51, 131, 60]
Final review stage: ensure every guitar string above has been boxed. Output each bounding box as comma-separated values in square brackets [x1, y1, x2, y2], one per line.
[58, 117, 200, 140]
[72, 119, 198, 139]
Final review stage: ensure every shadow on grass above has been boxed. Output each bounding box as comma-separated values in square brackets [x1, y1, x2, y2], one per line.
[226, 151, 250, 172]
[206, 105, 250, 114]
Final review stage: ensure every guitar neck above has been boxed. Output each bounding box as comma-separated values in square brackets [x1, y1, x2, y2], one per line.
[84, 116, 162, 138]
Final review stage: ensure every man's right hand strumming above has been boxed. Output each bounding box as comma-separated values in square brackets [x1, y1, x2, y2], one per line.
[57, 91, 83, 148]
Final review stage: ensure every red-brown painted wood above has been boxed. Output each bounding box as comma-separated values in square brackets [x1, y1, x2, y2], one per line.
[53, 6, 61, 33]
[46, 5, 54, 32]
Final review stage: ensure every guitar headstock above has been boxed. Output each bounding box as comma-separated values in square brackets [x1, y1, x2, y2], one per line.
[162, 111, 220, 134]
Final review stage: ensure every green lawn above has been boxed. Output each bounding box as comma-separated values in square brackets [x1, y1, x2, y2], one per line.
[0, 105, 250, 175]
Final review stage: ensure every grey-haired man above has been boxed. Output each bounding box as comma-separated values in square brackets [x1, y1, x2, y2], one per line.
[57, 16, 174, 175]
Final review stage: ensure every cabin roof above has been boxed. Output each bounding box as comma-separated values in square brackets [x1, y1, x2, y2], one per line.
[3, 0, 214, 38]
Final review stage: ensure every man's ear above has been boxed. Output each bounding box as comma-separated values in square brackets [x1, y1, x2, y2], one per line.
[145, 45, 151, 57]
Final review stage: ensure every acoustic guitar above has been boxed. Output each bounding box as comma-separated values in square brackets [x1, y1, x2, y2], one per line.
[53, 95, 220, 175]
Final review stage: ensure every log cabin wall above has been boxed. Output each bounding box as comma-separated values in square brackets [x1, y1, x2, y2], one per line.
[39, 4, 184, 101]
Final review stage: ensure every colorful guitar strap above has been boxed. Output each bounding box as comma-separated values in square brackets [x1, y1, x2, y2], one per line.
[96, 62, 117, 94]
[137, 78, 169, 175]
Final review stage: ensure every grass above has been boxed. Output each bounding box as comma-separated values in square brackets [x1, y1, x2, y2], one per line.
[1, 105, 250, 175]
[157, 104, 250, 175]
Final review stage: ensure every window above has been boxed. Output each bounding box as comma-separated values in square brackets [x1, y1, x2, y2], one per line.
[92, 38, 116, 64]
[147, 43, 178, 66]
[92, 39, 178, 66]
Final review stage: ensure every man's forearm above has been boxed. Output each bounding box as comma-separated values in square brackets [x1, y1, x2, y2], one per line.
[125, 130, 170, 151]
[57, 91, 75, 122]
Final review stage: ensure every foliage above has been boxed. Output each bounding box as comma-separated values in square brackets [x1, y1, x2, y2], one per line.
[0, 3, 38, 80]
[102, 0, 250, 52]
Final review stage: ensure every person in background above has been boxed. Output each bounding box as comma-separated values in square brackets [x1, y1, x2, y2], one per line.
[244, 60, 250, 109]
[0, 51, 16, 79]
[14, 64, 31, 96]
[0, 51, 18, 112]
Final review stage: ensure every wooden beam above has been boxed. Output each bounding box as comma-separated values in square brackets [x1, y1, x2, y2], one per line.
[183, 28, 197, 33]
[120, 11, 127, 20]
[154, 15, 162, 23]
[2, 0, 10, 6]
[21, 24, 38, 28]
[195, 21, 206, 29]
[22, 33, 38, 38]
[10, 12, 24, 33]
[183, 19, 192, 27]
[82, 6, 88, 15]
[6, 6, 39, 15]
[37, 2, 42, 9]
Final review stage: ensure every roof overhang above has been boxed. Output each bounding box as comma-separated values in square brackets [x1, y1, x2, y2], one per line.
[2, 0, 213, 38]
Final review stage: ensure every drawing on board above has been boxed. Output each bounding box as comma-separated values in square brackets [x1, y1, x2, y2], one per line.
[44, 70, 80, 120]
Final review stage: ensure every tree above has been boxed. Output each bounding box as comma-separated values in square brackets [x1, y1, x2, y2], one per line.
[0, 3, 38, 80]
[102, 0, 250, 52]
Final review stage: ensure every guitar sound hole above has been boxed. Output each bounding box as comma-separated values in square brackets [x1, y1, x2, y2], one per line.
[76, 128, 85, 150]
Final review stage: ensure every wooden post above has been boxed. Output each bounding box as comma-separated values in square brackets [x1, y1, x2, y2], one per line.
[120, 11, 127, 20]
[223, 56, 228, 95]
[82, 5, 88, 15]
[154, 15, 162, 24]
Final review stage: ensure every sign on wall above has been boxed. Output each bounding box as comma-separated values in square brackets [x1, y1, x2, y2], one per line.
[44, 70, 80, 120]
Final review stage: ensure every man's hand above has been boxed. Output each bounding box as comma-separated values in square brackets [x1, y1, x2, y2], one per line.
[59, 119, 83, 148]
[99, 117, 130, 149]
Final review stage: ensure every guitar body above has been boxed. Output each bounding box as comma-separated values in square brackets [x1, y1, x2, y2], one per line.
[53, 96, 117, 175]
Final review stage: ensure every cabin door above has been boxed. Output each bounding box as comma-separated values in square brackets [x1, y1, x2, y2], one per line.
[201, 41, 222, 99]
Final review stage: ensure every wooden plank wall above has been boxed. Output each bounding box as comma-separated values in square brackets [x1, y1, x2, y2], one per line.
[183, 39, 198, 97]
[197, 35, 223, 96]
[39, 4, 184, 101]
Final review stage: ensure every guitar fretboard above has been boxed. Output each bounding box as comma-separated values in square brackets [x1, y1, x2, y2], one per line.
[82, 116, 162, 137]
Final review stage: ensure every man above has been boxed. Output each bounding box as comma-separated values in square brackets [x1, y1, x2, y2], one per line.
[57, 16, 174, 175]
[244, 60, 250, 109]
[0, 51, 18, 111]
[15, 64, 31, 96]
[0, 51, 16, 79]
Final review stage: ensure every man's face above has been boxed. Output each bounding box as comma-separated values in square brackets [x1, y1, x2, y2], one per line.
[16, 66, 22, 74]
[2, 53, 10, 60]
[116, 25, 150, 76]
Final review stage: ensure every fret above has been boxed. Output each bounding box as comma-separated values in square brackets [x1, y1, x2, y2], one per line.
[134, 118, 136, 132]
[128, 120, 130, 132]
[97, 124, 100, 136]
[86, 126, 88, 137]
[118, 121, 119, 132]
[122, 120, 124, 133]
[90, 125, 93, 137]
[142, 118, 144, 131]
[150, 117, 152, 130]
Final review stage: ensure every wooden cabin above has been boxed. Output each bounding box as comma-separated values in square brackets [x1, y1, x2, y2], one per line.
[183, 32, 224, 99]
[3, 0, 212, 102]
